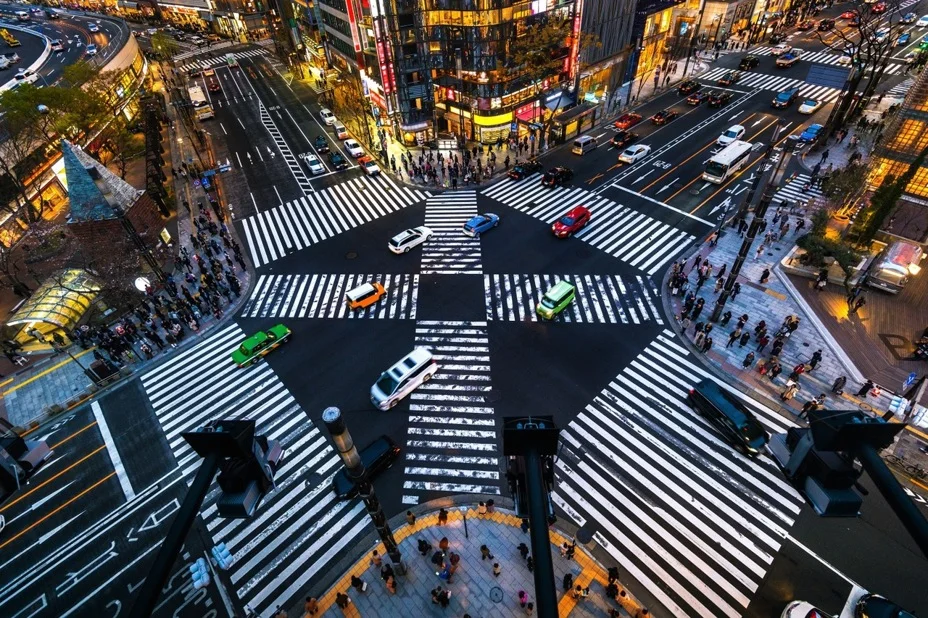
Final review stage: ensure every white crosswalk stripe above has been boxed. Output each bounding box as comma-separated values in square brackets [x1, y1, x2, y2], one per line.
[421, 191, 482, 274]
[483, 178, 694, 275]
[748, 47, 905, 74]
[402, 321, 500, 504]
[483, 273, 664, 325]
[241, 273, 419, 319]
[885, 77, 914, 99]
[239, 177, 431, 268]
[260, 102, 314, 196]
[173, 40, 235, 62]
[177, 48, 268, 73]
[554, 330, 803, 618]
[699, 67, 846, 102]
[771, 173, 825, 208]
[139, 324, 369, 615]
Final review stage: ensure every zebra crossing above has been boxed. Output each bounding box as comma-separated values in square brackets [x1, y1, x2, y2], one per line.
[421, 192, 482, 274]
[749, 47, 905, 74]
[699, 67, 845, 102]
[139, 324, 370, 615]
[260, 102, 314, 196]
[553, 330, 803, 618]
[771, 173, 825, 208]
[483, 178, 695, 275]
[484, 274, 664, 325]
[239, 176, 431, 268]
[885, 77, 914, 100]
[241, 273, 419, 319]
[402, 321, 501, 504]
[176, 48, 268, 73]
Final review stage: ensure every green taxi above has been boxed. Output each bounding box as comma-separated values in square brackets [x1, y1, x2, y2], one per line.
[231, 324, 291, 367]
[536, 281, 576, 320]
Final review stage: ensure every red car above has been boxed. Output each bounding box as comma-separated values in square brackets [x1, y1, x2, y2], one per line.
[552, 205, 591, 238]
[614, 113, 642, 130]
[840, 10, 857, 18]
[871, 2, 886, 13]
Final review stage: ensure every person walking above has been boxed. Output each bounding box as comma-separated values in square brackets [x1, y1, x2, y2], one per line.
[721, 310, 732, 325]
[809, 349, 823, 370]
[742, 351, 755, 368]
[493, 563, 501, 577]
[438, 508, 448, 525]
[701, 336, 713, 353]
[760, 268, 770, 284]
[406, 510, 416, 525]
[518, 542, 529, 560]
[304, 597, 319, 615]
[850, 296, 866, 314]
[756, 334, 771, 352]
[519, 591, 529, 608]
[563, 572, 574, 591]
[856, 379, 874, 398]
[800, 399, 819, 420]
[371, 550, 382, 567]
[731, 281, 742, 300]
[520, 518, 529, 533]
[781, 382, 801, 401]
[739, 331, 751, 347]
[385, 575, 397, 594]
[480, 545, 494, 560]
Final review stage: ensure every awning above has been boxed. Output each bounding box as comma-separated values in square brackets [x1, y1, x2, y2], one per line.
[7, 269, 100, 332]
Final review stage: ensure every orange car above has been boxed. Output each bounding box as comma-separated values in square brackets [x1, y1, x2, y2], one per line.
[345, 281, 386, 309]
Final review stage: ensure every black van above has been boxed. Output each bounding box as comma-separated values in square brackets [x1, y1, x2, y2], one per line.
[687, 379, 769, 455]
[332, 435, 401, 499]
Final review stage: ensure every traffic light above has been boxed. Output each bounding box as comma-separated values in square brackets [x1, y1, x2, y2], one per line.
[211, 543, 235, 570]
[190, 557, 211, 590]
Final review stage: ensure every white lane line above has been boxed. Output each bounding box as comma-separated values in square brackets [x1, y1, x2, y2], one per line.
[90, 401, 134, 502]
[612, 184, 714, 226]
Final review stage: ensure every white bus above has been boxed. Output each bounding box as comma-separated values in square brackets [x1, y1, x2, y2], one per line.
[188, 85, 214, 120]
[703, 140, 753, 184]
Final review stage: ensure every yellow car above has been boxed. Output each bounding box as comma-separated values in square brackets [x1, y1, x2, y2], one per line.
[345, 282, 386, 310]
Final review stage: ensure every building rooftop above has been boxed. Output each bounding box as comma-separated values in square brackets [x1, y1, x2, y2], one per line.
[63, 140, 143, 223]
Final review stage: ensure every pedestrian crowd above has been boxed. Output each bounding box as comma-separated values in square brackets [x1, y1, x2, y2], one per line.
[391, 135, 539, 187]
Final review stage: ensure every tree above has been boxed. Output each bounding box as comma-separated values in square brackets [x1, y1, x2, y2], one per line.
[821, 162, 867, 208]
[817, 0, 907, 137]
[150, 32, 180, 59]
[334, 76, 376, 150]
[96, 120, 145, 179]
[502, 14, 599, 148]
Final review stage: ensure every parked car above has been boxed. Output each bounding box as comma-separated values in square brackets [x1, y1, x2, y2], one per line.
[319, 107, 336, 125]
[334, 123, 349, 139]
[328, 151, 348, 170]
[314, 135, 330, 153]
[304, 153, 325, 175]
[344, 139, 364, 157]
[799, 123, 824, 143]
[359, 155, 380, 175]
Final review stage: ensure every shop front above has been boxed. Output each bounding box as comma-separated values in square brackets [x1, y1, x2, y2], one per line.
[550, 103, 599, 145]
[158, 1, 208, 29]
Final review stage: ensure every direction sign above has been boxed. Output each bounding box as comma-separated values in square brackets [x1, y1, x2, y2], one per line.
[904, 372, 917, 390]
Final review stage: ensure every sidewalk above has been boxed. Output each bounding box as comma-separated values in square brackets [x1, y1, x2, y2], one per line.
[296, 505, 648, 618]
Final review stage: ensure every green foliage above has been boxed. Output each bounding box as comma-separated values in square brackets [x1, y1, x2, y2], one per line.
[821, 162, 866, 203]
[150, 32, 180, 58]
[810, 208, 829, 237]
[796, 234, 861, 275]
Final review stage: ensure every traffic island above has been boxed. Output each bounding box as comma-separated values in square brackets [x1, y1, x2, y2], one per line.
[302, 505, 647, 617]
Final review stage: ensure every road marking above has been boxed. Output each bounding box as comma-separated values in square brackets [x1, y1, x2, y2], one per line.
[631, 170, 654, 184]
[785, 534, 859, 587]
[587, 173, 604, 184]
[612, 185, 714, 225]
[0, 447, 105, 514]
[50, 421, 98, 450]
[91, 402, 135, 502]
[656, 178, 678, 195]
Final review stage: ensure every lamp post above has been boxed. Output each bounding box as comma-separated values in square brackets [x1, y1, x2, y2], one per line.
[683, 0, 709, 77]
[322, 407, 405, 574]
[711, 124, 791, 323]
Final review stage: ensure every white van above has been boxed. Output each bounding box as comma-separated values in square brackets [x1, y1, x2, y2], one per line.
[370, 348, 438, 410]
[15, 11, 29, 21]
[867, 240, 923, 294]
[572, 135, 597, 155]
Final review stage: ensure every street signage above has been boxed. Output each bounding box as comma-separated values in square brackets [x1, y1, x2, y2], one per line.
[904, 372, 917, 390]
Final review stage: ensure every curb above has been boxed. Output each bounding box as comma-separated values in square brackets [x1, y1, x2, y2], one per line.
[306, 499, 648, 618]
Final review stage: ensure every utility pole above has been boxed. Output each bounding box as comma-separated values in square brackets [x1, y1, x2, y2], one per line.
[322, 407, 405, 573]
[683, 0, 709, 77]
[710, 126, 791, 323]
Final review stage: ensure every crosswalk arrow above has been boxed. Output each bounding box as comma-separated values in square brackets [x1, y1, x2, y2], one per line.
[730, 111, 743, 120]
[632, 170, 655, 185]
[698, 181, 712, 192]
[752, 118, 766, 128]
[709, 196, 733, 216]
[743, 173, 756, 183]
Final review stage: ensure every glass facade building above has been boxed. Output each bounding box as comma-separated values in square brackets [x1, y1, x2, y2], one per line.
[870, 68, 928, 199]
[315, 0, 581, 146]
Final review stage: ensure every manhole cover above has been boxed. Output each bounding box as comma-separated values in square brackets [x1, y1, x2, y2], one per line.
[489, 586, 504, 603]
[346, 251, 358, 260]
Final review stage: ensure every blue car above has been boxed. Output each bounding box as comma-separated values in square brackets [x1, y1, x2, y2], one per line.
[800, 124, 824, 143]
[462, 213, 499, 237]
[901, 12, 917, 24]
[897, 32, 911, 46]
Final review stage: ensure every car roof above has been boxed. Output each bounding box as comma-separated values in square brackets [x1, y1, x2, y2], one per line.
[388, 348, 433, 378]
[692, 378, 755, 425]
[346, 282, 377, 300]
[566, 205, 589, 216]
[546, 280, 576, 298]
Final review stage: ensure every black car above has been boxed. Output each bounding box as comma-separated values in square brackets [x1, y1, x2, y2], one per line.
[738, 55, 759, 70]
[508, 159, 543, 180]
[718, 70, 741, 86]
[796, 19, 814, 30]
[610, 130, 638, 149]
[686, 91, 710, 105]
[708, 91, 732, 108]
[818, 18, 835, 31]
[541, 166, 574, 187]
[332, 436, 401, 499]
[769, 33, 786, 44]
[687, 379, 769, 455]
[314, 135, 330, 153]
[328, 151, 348, 170]
[677, 80, 700, 95]
[651, 109, 679, 125]
[854, 593, 917, 618]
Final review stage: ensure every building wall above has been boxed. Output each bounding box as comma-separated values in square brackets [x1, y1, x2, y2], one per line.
[870, 68, 928, 199]
[580, 0, 635, 65]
